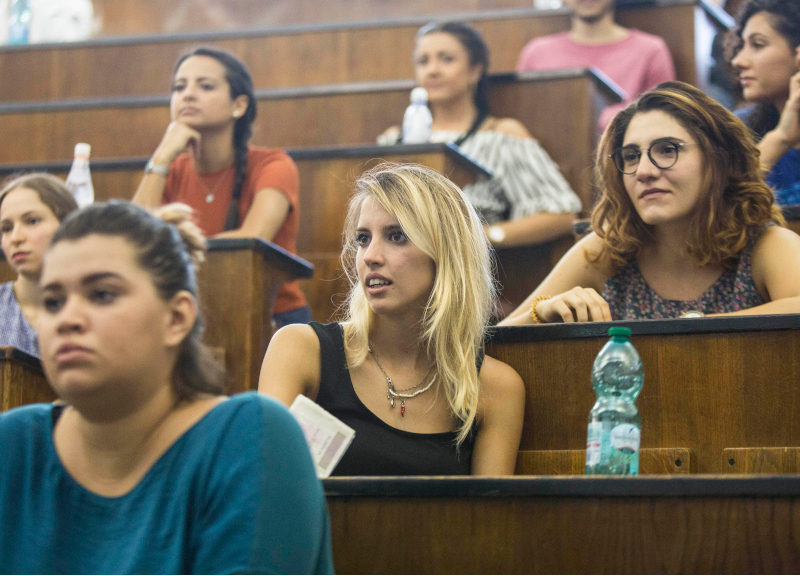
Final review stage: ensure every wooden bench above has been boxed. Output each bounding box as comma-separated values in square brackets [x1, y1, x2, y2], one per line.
[324, 475, 800, 573]
[487, 315, 800, 474]
[0, 1, 731, 102]
[0, 69, 617, 209]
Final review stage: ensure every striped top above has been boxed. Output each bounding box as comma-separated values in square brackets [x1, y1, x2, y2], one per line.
[430, 130, 583, 223]
[0, 282, 39, 358]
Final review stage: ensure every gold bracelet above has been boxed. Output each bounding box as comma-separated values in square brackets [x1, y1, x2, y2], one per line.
[529, 295, 552, 324]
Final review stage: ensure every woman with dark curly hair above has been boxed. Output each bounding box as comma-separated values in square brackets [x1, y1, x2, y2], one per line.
[730, 0, 800, 205]
[501, 81, 800, 324]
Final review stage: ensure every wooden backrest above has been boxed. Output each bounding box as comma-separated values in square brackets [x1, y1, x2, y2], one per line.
[0, 1, 727, 102]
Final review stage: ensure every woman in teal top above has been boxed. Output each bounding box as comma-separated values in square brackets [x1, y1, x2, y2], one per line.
[0, 201, 333, 574]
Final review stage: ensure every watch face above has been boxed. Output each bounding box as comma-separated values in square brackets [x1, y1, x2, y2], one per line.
[488, 226, 506, 244]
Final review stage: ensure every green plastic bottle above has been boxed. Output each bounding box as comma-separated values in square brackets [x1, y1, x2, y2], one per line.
[585, 327, 644, 475]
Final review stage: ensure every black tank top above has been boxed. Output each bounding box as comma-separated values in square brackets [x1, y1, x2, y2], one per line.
[310, 322, 477, 476]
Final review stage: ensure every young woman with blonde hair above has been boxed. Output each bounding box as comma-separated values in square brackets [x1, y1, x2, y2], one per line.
[502, 81, 800, 324]
[259, 163, 524, 475]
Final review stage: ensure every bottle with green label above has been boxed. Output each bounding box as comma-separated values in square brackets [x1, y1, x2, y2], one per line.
[585, 327, 644, 475]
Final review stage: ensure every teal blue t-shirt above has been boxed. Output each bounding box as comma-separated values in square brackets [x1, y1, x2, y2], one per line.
[0, 392, 334, 574]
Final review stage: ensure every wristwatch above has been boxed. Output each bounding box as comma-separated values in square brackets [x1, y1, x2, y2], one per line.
[487, 225, 506, 245]
[144, 158, 170, 177]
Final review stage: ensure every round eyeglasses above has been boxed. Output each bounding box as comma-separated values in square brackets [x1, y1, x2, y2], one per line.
[610, 140, 689, 175]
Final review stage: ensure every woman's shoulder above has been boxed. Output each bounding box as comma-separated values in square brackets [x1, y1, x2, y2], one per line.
[247, 146, 297, 169]
[479, 356, 525, 402]
[200, 392, 306, 448]
[0, 404, 55, 466]
[0, 281, 15, 306]
[752, 224, 800, 259]
[481, 117, 532, 140]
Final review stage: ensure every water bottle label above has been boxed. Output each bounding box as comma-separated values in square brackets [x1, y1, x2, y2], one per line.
[585, 422, 602, 467]
[609, 424, 640, 453]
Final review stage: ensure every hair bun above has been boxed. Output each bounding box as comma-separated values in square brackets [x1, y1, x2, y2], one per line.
[154, 203, 207, 266]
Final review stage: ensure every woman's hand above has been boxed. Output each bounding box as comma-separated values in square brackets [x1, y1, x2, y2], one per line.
[152, 121, 202, 166]
[536, 287, 612, 323]
[773, 49, 800, 149]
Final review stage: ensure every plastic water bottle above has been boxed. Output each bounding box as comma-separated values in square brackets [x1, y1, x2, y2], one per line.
[585, 327, 644, 475]
[65, 143, 94, 208]
[402, 87, 432, 144]
[7, 0, 32, 45]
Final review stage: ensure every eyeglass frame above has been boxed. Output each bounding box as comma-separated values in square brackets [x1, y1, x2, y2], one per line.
[610, 139, 691, 175]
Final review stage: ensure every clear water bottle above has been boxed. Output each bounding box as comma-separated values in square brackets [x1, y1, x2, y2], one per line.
[8, 0, 32, 45]
[65, 143, 94, 208]
[585, 327, 644, 475]
[402, 87, 432, 144]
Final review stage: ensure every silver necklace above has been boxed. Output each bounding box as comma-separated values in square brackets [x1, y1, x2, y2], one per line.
[368, 344, 436, 417]
[197, 168, 230, 204]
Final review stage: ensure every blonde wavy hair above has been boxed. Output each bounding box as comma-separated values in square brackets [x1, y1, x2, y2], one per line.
[340, 163, 497, 445]
[591, 81, 784, 270]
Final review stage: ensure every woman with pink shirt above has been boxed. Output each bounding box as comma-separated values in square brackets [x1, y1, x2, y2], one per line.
[516, 0, 676, 128]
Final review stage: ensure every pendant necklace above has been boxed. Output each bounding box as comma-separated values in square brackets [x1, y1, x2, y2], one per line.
[368, 343, 436, 417]
[197, 167, 231, 204]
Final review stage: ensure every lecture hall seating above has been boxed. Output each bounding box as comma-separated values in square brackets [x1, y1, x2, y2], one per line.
[0, 1, 729, 103]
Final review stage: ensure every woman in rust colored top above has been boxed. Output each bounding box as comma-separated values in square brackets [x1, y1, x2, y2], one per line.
[133, 46, 310, 326]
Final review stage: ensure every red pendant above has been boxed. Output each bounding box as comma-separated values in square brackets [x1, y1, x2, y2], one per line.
[401, 401, 405, 417]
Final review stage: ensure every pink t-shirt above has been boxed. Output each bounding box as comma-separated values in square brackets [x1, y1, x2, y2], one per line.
[516, 29, 676, 128]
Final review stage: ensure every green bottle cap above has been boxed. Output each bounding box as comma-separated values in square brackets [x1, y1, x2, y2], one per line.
[608, 327, 632, 338]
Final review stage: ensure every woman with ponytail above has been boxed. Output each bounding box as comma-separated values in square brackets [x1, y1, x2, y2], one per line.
[379, 22, 582, 249]
[133, 46, 310, 327]
[0, 201, 332, 573]
[259, 164, 525, 476]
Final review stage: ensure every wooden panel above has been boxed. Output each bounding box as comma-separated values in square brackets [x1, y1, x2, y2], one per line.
[494, 235, 573, 318]
[0, 3, 711, 102]
[198, 249, 286, 393]
[91, 0, 530, 36]
[25, 147, 488, 323]
[486, 324, 800, 474]
[516, 448, 691, 475]
[0, 348, 54, 411]
[327, 485, 800, 573]
[723, 448, 800, 474]
[0, 73, 606, 211]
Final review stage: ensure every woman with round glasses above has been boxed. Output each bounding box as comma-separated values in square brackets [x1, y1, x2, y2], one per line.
[501, 81, 800, 324]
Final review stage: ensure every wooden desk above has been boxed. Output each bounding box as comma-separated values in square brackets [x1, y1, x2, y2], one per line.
[199, 239, 312, 392]
[0, 144, 486, 323]
[324, 476, 800, 574]
[0, 1, 730, 102]
[486, 315, 800, 475]
[0, 240, 312, 396]
[0, 69, 617, 208]
[0, 347, 54, 411]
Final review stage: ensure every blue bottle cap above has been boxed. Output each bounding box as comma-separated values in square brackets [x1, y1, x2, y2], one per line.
[608, 327, 632, 338]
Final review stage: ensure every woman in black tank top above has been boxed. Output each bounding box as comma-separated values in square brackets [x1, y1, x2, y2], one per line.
[259, 164, 525, 476]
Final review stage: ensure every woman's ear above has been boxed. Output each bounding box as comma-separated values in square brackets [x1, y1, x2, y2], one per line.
[232, 95, 249, 119]
[164, 290, 198, 348]
[468, 64, 484, 91]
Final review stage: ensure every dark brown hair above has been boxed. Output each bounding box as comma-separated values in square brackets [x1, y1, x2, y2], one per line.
[51, 201, 225, 400]
[591, 81, 783, 270]
[0, 173, 78, 222]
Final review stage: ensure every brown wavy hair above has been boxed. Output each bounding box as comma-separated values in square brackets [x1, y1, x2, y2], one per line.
[590, 81, 784, 271]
